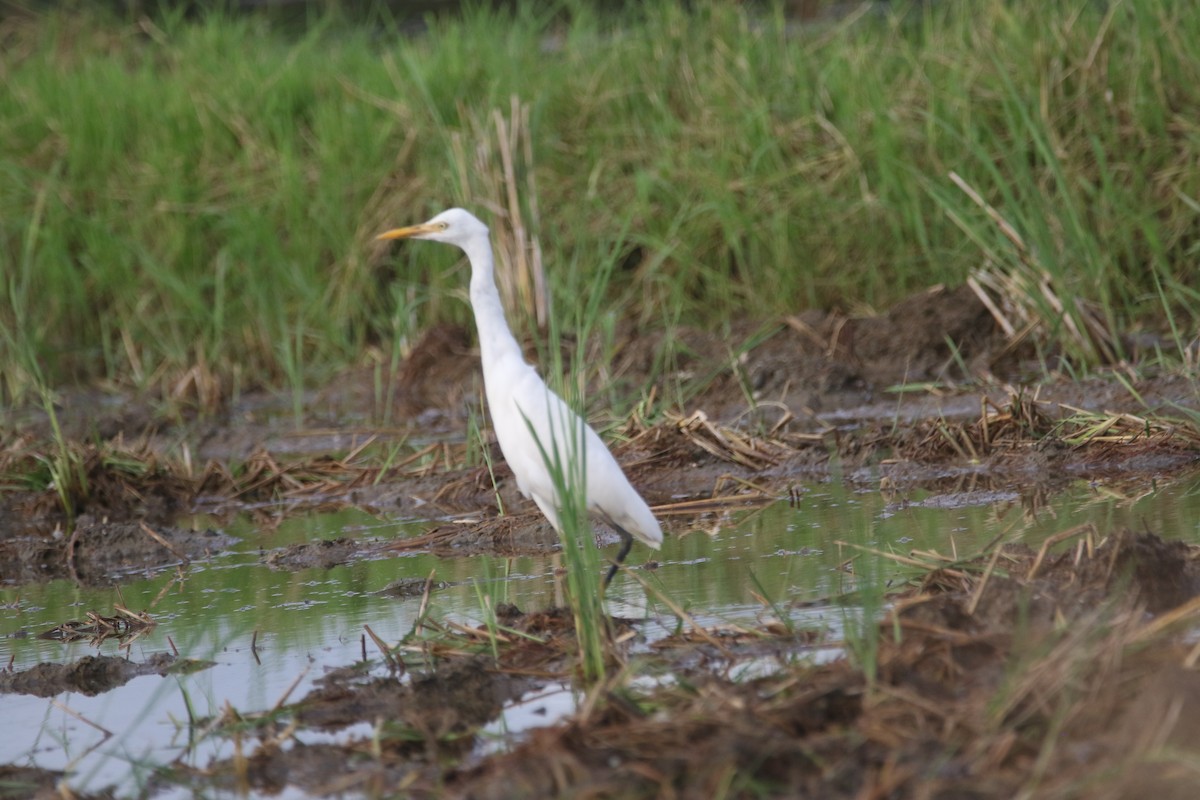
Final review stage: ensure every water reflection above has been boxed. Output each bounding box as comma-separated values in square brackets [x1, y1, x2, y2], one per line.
[2, 472, 1198, 795]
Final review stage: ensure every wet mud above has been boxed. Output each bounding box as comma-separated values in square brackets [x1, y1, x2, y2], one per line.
[0, 519, 234, 586]
[0, 766, 70, 800]
[0, 653, 196, 698]
[0, 530, 1175, 798]
[446, 530, 1200, 800]
[5, 284, 1198, 548]
[264, 536, 362, 570]
[3, 285, 1200, 797]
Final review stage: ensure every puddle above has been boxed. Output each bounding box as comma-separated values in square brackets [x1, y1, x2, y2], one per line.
[2, 473, 1199, 796]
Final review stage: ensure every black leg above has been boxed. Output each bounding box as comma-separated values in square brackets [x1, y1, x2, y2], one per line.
[604, 525, 635, 588]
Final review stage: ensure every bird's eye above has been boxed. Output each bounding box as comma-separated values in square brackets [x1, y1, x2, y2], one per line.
[438, 222, 449, 230]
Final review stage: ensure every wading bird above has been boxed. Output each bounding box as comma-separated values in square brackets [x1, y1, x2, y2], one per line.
[377, 208, 662, 586]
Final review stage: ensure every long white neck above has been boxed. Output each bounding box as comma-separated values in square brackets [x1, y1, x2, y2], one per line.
[462, 234, 524, 366]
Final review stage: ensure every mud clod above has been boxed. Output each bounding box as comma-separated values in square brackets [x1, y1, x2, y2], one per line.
[0, 766, 71, 800]
[297, 656, 527, 737]
[377, 576, 450, 597]
[264, 537, 360, 570]
[0, 653, 182, 698]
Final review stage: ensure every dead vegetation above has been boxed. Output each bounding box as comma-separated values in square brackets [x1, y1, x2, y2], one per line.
[4, 274, 1198, 547]
[36, 604, 157, 646]
[3, 384, 1198, 574]
[890, 389, 1200, 465]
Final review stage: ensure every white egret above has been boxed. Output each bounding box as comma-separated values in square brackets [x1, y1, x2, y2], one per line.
[376, 208, 662, 585]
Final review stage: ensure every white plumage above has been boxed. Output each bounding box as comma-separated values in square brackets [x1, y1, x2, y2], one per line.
[377, 208, 662, 584]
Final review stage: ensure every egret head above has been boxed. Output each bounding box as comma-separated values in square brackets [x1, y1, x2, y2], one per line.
[376, 207, 489, 249]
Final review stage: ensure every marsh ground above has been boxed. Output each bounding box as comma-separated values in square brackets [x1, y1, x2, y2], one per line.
[3, 285, 1199, 798]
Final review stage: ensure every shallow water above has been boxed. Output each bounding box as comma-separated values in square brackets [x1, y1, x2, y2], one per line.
[2, 472, 1198, 796]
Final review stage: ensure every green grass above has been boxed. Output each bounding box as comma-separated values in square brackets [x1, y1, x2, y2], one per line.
[2, 0, 1198, 404]
[522, 395, 610, 681]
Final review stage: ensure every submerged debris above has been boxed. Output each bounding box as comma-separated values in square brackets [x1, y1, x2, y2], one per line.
[377, 576, 451, 598]
[36, 605, 156, 645]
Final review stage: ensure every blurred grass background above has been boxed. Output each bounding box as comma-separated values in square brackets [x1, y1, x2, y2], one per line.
[2, 0, 1197, 404]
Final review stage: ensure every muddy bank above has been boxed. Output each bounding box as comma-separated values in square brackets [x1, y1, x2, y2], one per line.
[9, 284, 1196, 463]
[0, 518, 234, 585]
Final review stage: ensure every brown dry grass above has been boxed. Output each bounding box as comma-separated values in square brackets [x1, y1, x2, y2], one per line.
[4, 383, 1198, 540]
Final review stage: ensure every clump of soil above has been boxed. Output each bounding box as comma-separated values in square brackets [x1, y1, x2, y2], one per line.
[686, 283, 1006, 418]
[0, 438, 191, 538]
[385, 511, 560, 557]
[0, 766, 74, 800]
[298, 655, 526, 734]
[0, 653, 184, 698]
[181, 656, 539, 797]
[263, 536, 361, 570]
[376, 576, 452, 597]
